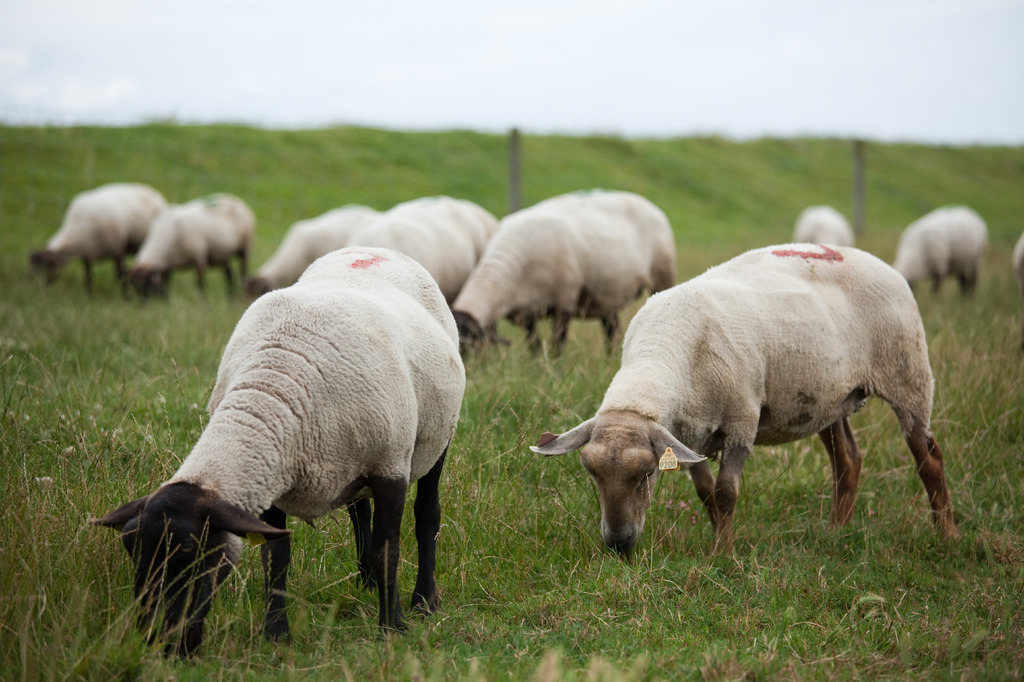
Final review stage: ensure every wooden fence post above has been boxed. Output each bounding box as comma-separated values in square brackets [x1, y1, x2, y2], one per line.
[852, 139, 865, 236]
[508, 128, 521, 215]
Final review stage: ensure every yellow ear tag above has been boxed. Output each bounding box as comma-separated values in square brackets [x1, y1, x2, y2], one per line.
[658, 446, 680, 472]
[245, 533, 266, 546]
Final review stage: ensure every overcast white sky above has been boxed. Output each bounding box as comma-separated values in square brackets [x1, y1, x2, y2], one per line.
[1, 0, 1022, 144]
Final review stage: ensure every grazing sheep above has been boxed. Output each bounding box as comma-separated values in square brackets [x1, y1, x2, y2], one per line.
[29, 182, 167, 291]
[244, 204, 380, 297]
[792, 205, 855, 246]
[349, 196, 499, 303]
[893, 205, 987, 293]
[128, 193, 255, 297]
[532, 244, 957, 554]
[1014, 231, 1024, 350]
[452, 189, 677, 354]
[92, 247, 466, 656]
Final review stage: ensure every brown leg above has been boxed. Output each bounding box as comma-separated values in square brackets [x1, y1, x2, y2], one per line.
[818, 416, 863, 527]
[710, 444, 749, 552]
[905, 421, 958, 540]
[689, 459, 718, 530]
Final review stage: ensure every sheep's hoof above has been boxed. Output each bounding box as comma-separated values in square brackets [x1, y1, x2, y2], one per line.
[411, 591, 440, 615]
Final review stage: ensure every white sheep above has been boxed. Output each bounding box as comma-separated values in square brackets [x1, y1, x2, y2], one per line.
[29, 182, 167, 291]
[244, 204, 380, 297]
[452, 189, 677, 354]
[792, 205, 855, 246]
[532, 244, 957, 553]
[92, 246, 466, 656]
[892, 205, 987, 293]
[349, 196, 499, 303]
[128, 193, 255, 297]
[1014, 231, 1024, 350]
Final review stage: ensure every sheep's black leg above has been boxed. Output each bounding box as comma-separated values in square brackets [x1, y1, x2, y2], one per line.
[346, 498, 373, 589]
[412, 450, 446, 614]
[601, 314, 621, 350]
[259, 504, 291, 641]
[368, 475, 408, 631]
[222, 262, 235, 293]
[82, 258, 93, 293]
[551, 309, 572, 355]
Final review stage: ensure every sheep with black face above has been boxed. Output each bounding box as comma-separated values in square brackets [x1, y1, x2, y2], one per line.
[93, 247, 465, 656]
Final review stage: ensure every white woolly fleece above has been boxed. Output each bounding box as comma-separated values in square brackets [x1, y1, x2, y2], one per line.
[349, 196, 499, 303]
[169, 247, 466, 520]
[451, 189, 677, 328]
[892, 205, 987, 286]
[46, 183, 167, 259]
[252, 205, 380, 289]
[134, 193, 255, 272]
[600, 244, 934, 453]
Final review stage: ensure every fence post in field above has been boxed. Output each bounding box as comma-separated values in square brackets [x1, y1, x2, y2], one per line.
[508, 127, 521, 215]
[852, 139, 865, 236]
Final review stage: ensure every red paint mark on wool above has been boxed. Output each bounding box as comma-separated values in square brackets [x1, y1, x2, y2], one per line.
[771, 245, 844, 263]
[350, 254, 387, 269]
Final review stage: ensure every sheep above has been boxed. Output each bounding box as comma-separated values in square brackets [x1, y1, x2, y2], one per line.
[532, 243, 957, 554]
[91, 246, 466, 656]
[452, 189, 677, 354]
[348, 196, 499, 303]
[128, 193, 255, 297]
[29, 182, 167, 292]
[892, 205, 987, 293]
[1014, 231, 1024, 350]
[792, 205, 855, 246]
[244, 204, 380, 297]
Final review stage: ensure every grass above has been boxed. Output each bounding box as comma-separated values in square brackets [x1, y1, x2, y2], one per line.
[1, 124, 1022, 680]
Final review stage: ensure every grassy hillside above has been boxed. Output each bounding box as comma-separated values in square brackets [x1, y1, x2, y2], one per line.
[1, 124, 1022, 680]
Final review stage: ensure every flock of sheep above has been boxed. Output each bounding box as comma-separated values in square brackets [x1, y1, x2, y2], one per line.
[28, 181, 1024, 656]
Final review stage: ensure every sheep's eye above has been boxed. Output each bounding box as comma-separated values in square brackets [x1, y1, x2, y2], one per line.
[635, 472, 653, 495]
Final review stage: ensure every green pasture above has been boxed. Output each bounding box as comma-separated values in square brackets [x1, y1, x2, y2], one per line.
[1, 125, 1022, 680]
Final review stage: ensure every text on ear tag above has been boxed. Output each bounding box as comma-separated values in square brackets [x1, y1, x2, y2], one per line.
[246, 532, 266, 546]
[658, 446, 680, 472]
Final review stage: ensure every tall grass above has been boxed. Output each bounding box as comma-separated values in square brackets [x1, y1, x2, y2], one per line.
[1, 125, 1022, 680]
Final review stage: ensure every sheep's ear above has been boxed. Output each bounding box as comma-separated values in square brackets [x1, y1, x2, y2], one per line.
[91, 495, 151, 531]
[648, 422, 705, 468]
[529, 418, 596, 456]
[200, 497, 292, 543]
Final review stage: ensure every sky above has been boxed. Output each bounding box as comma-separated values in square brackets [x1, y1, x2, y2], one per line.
[1, 0, 1022, 145]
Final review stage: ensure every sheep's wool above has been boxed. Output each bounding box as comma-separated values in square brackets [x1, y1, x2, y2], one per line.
[170, 247, 466, 520]
[601, 244, 933, 452]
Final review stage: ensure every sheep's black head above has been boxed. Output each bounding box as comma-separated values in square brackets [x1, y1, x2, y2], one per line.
[243, 275, 274, 299]
[452, 310, 509, 352]
[531, 411, 705, 555]
[92, 481, 290, 657]
[28, 249, 67, 283]
[128, 265, 168, 299]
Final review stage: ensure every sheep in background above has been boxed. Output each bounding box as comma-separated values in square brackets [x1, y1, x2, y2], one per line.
[1014, 231, 1024, 350]
[349, 196, 498, 303]
[92, 247, 466, 656]
[792, 205, 855, 246]
[244, 205, 380, 297]
[128, 193, 255, 298]
[29, 182, 167, 292]
[533, 244, 956, 554]
[893, 205, 987, 293]
[452, 189, 677, 354]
